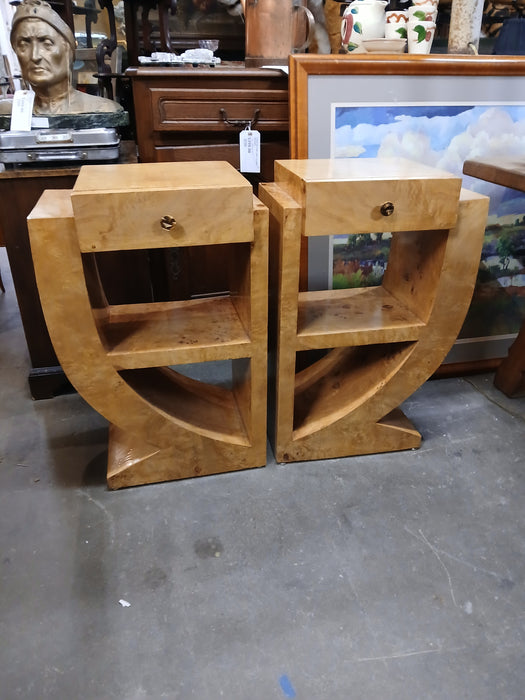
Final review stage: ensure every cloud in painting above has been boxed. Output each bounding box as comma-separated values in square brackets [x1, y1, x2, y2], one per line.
[334, 105, 525, 216]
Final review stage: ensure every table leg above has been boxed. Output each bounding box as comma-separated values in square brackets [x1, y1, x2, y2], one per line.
[494, 323, 525, 397]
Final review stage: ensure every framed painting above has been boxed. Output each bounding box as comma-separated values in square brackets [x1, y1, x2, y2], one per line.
[289, 54, 525, 367]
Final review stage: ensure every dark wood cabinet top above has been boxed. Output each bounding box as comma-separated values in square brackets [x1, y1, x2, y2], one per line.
[125, 64, 288, 81]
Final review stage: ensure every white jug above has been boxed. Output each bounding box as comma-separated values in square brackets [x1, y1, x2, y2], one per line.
[341, 0, 388, 52]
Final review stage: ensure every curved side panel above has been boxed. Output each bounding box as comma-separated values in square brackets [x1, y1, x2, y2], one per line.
[282, 190, 489, 462]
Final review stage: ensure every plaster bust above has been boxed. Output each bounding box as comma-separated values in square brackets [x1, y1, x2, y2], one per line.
[0, 0, 122, 115]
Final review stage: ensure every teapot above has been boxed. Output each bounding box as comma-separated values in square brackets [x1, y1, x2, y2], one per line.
[341, 0, 388, 52]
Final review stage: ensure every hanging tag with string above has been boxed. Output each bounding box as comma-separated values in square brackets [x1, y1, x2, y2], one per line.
[239, 121, 260, 173]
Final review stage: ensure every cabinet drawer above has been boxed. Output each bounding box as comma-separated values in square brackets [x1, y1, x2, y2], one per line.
[71, 161, 254, 252]
[152, 88, 289, 132]
[274, 158, 462, 236]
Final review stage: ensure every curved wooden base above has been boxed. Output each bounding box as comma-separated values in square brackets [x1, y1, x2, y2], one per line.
[106, 421, 264, 489]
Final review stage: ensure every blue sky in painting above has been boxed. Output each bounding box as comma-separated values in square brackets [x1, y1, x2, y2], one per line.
[333, 104, 525, 217]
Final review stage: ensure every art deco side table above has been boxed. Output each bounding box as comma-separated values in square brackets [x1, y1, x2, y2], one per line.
[259, 158, 489, 463]
[28, 161, 269, 488]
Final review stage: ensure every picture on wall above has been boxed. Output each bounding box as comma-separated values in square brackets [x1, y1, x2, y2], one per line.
[330, 102, 525, 342]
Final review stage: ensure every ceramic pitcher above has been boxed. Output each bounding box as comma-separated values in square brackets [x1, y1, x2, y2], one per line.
[341, 0, 388, 51]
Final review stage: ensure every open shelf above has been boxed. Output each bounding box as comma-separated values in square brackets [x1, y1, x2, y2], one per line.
[296, 287, 425, 350]
[293, 343, 415, 438]
[97, 296, 251, 369]
[120, 366, 251, 445]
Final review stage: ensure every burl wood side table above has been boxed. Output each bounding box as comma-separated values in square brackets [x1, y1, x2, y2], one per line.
[28, 161, 269, 489]
[259, 158, 489, 463]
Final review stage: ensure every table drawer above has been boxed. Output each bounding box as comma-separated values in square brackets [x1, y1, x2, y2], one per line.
[71, 161, 254, 252]
[152, 88, 289, 132]
[274, 159, 462, 236]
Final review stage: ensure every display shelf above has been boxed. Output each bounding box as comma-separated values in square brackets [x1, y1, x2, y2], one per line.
[28, 161, 268, 488]
[296, 287, 425, 349]
[98, 296, 252, 369]
[293, 343, 415, 439]
[120, 366, 251, 445]
[259, 158, 489, 463]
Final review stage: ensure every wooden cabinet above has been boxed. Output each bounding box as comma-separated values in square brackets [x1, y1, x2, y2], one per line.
[259, 158, 489, 463]
[28, 161, 269, 488]
[126, 65, 289, 180]
[0, 143, 144, 399]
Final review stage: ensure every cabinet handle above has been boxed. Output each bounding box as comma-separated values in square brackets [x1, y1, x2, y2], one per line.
[380, 202, 395, 217]
[160, 215, 176, 231]
[220, 108, 260, 129]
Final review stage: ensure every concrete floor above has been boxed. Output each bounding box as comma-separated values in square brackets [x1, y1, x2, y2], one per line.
[1, 248, 525, 700]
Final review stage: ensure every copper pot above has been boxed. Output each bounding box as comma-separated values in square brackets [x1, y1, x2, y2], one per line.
[244, 0, 315, 67]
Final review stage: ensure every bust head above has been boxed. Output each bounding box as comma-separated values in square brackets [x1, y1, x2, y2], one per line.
[11, 0, 76, 90]
[2, 0, 122, 114]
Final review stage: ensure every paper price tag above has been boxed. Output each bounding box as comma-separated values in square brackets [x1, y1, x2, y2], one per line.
[10, 90, 34, 132]
[239, 128, 260, 173]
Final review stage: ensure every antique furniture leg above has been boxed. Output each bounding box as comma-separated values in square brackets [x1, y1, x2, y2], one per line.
[494, 325, 525, 397]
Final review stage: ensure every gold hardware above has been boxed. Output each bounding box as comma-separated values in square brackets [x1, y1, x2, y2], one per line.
[380, 202, 395, 217]
[160, 215, 176, 231]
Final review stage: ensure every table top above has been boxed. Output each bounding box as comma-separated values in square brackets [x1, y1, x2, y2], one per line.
[463, 157, 525, 193]
[125, 64, 288, 79]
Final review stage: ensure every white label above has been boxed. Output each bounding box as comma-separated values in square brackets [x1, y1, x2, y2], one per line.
[239, 129, 260, 173]
[31, 117, 49, 129]
[36, 131, 73, 144]
[10, 90, 34, 132]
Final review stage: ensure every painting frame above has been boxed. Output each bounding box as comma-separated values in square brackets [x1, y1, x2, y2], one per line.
[288, 53, 525, 369]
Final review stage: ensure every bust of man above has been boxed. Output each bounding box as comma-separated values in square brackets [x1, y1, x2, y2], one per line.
[0, 0, 122, 115]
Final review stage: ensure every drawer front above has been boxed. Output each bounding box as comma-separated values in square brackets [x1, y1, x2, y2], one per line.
[151, 88, 289, 132]
[274, 159, 462, 236]
[73, 188, 254, 252]
[71, 162, 254, 252]
[303, 178, 461, 236]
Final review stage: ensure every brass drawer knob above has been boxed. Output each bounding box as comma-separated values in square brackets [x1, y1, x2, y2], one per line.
[380, 202, 395, 217]
[160, 215, 176, 231]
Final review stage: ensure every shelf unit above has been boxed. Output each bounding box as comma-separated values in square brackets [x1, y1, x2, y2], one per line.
[28, 161, 269, 488]
[259, 158, 489, 463]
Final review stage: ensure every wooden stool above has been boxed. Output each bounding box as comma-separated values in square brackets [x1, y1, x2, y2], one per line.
[259, 158, 489, 463]
[28, 161, 269, 489]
